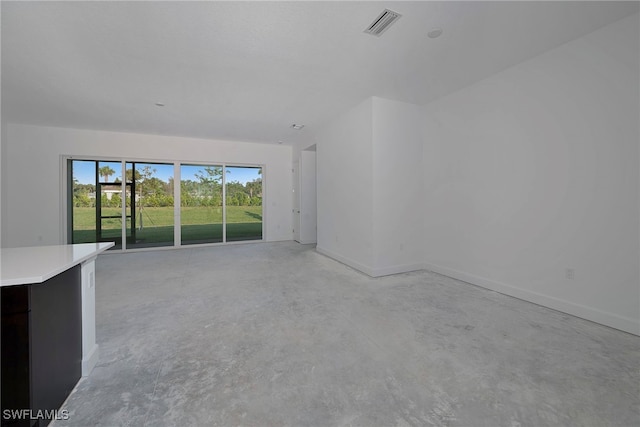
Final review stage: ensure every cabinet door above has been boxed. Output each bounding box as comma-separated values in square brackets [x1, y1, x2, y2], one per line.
[1, 286, 31, 425]
[30, 265, 82, 420]
[1, 266, 82, 427]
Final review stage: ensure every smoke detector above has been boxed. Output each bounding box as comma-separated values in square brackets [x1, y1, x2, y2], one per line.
[364, 9, 402, 37]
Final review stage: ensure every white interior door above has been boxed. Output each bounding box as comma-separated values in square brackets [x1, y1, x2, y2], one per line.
[299, 150, 317, 244]
[292, 160, 301, 242]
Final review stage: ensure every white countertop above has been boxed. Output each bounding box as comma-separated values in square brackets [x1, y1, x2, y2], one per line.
[0, 242, 114, 286]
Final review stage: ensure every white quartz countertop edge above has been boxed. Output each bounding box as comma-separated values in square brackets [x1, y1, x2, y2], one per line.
[1, 242, 115, 286]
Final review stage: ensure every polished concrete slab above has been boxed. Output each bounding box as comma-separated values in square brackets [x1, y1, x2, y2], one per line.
[56, 242, 639, 426]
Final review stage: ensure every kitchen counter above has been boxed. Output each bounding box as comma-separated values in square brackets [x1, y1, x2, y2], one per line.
[1, 242, 114, 286]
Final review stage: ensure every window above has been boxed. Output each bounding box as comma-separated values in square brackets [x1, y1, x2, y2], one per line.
[126, 162, 174, 249]
[225, 166, 262, 242]
[68, 159, 263, 250]
[180, 164, 223, 245]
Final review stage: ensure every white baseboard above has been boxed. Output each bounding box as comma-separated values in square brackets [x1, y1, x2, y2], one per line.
[316, 247, 424, 277]
[423, 262, 640, 336]
[371, 263, 424, 277]
[316, 246, 375, 276]
[82, 344, 100, 377]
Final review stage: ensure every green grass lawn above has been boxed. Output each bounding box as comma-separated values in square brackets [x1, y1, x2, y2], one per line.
[72, 206, 262, 246]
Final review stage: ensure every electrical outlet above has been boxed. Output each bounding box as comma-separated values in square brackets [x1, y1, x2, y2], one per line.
[565, 268, 575, 280]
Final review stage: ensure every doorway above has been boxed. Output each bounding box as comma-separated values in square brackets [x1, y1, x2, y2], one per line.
[293, 147, 317, 244]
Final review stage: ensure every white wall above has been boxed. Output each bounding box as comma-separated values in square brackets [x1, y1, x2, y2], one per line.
[2, 124, 292, 247]
[314, 96, 424, 276]
[371, 97, 423, 275]
[315, 98, 374, 273]
[422, 14, 640, 334]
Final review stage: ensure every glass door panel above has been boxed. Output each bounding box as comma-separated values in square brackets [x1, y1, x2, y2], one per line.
[225, 166, 262, 242]
[127, 162, 175, 249]
[70, 160, 98, 244]
[180, 164, 223, 244]
[97, 161, 124, 248]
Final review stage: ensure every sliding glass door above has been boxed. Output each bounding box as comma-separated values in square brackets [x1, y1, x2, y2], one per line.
[69, 159, 126, 249]
[70, 160, 99, 244]
[96, 161, 125, 248]
[226, 166, 262, 241]
[69, 158, 263, 249]
[180, 164, 223, 245]
[126, 162, 174, 248]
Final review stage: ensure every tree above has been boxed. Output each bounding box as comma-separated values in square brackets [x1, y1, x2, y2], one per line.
[195, 166, 223, 184]
[167, 177, 175, 195]
[74, 193, 93, 207]
[99, 166, 115, 182]
[133, 165, 156, 230]
[137, 165, 156, 196]
[225, 181, 246, 204]
[140, 177, 167, 197]
[110, 193, 122, 208]
[125, 168, 141, 183]
[180, 180, 199, 206]
[245, 178, 262, 199]
[194, 166, 224, 199]
[72, 180, 95, 196]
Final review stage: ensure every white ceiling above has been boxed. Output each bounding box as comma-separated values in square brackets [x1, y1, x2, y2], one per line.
[2, 1, 638, 145]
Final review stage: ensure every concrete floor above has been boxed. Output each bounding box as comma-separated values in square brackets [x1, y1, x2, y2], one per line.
[56, 242, 639, 427]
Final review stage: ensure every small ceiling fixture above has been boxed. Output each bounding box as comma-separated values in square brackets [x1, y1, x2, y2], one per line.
[364, 9, 402, 37]
[427, 28, 443, 39]
[291, 124, 305, 130]
[155, 102, 165, 107]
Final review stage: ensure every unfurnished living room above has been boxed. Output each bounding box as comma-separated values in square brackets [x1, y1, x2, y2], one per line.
[1, 1, 639, 426]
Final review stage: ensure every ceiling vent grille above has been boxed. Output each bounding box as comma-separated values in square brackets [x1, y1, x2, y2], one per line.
[364, 9, 402, 37]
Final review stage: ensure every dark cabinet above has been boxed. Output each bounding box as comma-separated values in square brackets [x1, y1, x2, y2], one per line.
[1, 265, 82, 427]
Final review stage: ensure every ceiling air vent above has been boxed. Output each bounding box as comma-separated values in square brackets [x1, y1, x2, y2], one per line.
[364, 9, 402, 37]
